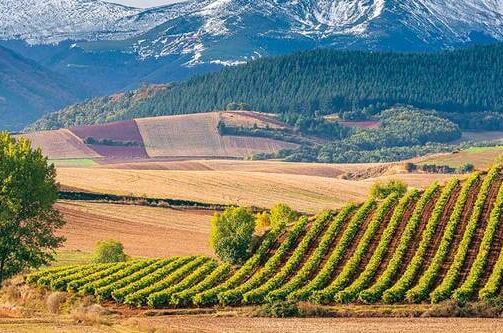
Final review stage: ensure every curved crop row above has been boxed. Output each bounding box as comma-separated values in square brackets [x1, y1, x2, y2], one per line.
[79, 259, 156, 295]
[480, 199, 503, 301]
[358, 182, 440, 304]
[67, 261, 129, 292]
[406, 173, 480, 303]
[170, 263, 232, 307]
[288, 198, 377, 301]
[431, 167, 501, 303]
[267, 204, 356, 302]
[192, 228, 280, 306]
[242, 216, 320, 304]
[96, 258, 174, 301]
[37, 266, 90, 287]
[112, 257, 194, 303]
[51, 264, 112, 291]
[453, 178, 503, 302]
[26, 265, 75, 285]
[218, 214, 314, 305]
[313, 193, 400, 304]
[382, 178, 459, 304]
[336, 190, 420, 304]
[124, 256, 209, 306]
[147, 260, 218, 308]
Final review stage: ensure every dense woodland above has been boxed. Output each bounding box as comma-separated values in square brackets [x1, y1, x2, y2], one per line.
[30, 44, 503, 131]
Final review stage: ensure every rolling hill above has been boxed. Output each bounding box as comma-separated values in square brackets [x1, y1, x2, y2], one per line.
[30, 44, 503, 131]
[27, 165, 503, 307]
[20, 111, 298, 161]
[0, 45, 86, 131]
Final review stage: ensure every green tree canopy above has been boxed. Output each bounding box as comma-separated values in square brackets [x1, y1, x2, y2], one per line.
[370, 180, 408, 199]
[92, 240, 128, 263]
[269, 203, 298, 232]
[0, 133, 64, 285]
[210, 207, 255, 265]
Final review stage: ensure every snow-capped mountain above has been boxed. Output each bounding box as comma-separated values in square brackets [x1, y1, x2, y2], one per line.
[1, 0, 503, 63]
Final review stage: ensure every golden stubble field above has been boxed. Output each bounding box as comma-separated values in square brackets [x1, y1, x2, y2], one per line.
[56, 160, 458, 213]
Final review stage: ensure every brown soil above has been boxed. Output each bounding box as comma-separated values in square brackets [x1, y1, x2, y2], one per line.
[413, 184, 462, 285]
[435, 178, 483, 288]
[395, 190, 440, 279]
[352, 199, 399, 283]
[55, 201, 214, 258]
[130, 316, 503, 333]
[311, 210, 356, 281]
[457, 177, 503, 286]
[330, 206, 377, 280]
[372, 196, 419, 283]
[480, 183, 503, 289]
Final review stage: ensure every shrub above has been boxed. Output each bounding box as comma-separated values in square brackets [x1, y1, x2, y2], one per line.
[257, 301, 300, 318]
[92, 240, 127, 264]
[370, 180, 407, 199]
[255, 211, 271, 231]
[210, 207, 256, 264]
[269, 203, 298, 231]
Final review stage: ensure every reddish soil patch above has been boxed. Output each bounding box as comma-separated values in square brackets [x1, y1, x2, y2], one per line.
[330, 206, 377, 280]
[395, 190, 439, 279]
[436, 179, 482, 287]
[457, 177, 503, 286]
[374, 197, 418, 281]
[69, 120, 148, 159]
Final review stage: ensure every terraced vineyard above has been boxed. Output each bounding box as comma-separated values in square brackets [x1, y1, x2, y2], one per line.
[27, 167, 503, 308]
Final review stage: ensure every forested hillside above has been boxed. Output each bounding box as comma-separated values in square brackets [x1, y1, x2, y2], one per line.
[30, 44, 503, 131]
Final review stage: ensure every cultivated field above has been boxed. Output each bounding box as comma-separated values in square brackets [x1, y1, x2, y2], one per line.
[18, 129, 101, 159]
[56, 165, 457, 213]
[55, 168, 376, 213]
[69, 120, 148, 159]
[31, 166, 503, 309]
[98, 159, 377, 178]
[55, 201, 214, 258]
[135, 112, 298, 158]
[419, 146, 503, 169]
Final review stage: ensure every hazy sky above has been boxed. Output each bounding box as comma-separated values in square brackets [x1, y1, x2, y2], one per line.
[106, 0, 187, 8]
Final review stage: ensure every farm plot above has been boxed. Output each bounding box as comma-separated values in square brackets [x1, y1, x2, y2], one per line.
[69, 120, 148, 159]
[18, 129, 101, 160]
[135, 112, 297, 158]
[56, 167, 372, 213]
[34, 168, 503, 308]
[55, 201, 214, 258]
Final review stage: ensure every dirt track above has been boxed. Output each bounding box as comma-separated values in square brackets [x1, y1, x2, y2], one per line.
[130, 316, 503, 333]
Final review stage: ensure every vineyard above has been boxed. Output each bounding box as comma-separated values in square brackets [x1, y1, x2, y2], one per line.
[27, 166, 503, 308]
